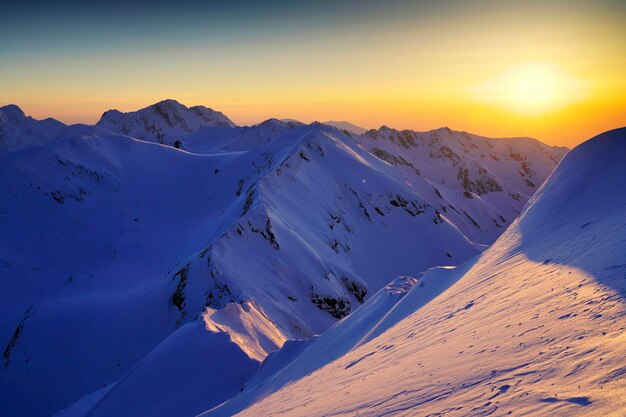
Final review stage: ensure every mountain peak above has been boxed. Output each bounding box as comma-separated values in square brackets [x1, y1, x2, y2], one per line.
[259, 118, 287, 125]
[519, 126, 625, 233]
[569, 126, 625, 157]
[95, 100, 236, 144]
[1, 104, 26, 119]
[149, 98, 187, 113]
[154, 98, 182, 106]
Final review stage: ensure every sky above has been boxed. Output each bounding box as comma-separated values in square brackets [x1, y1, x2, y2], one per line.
[1, 0, 625, 147]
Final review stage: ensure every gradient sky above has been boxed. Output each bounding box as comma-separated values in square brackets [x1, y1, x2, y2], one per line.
[1, 0, 625, 147]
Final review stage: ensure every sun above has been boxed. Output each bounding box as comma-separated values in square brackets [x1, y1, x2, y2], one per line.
[509, 66, 557, 111]
[475, 64, 583, 114]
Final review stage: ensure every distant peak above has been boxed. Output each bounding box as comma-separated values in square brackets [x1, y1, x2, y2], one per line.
[100, 108, 123, 118]
[257, 118, 304, 128]
[264, 118, 283, 123]
[96, 99, 236, 140]
[153, 98, 183, 107]
[150, 99, 188, 113]
[101, 100, 214, 118]
[280, 118, 303, 124]
[257, 118, 285, 127]
[1, 104, 26, 119]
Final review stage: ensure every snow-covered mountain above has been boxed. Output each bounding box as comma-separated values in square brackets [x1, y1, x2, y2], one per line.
[0, 124, 480, 417]
[216, 127, 626, 417]
[95, 99, 236, 145]
[0, 100, 567, 416]
[352, 126, 567, 244]
[0, 105, 66, 153]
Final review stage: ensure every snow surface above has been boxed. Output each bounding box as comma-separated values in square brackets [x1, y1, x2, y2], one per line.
[217, 127, 626, 417]
[0, 101, 566, 416]
[84, 321, 257, 417]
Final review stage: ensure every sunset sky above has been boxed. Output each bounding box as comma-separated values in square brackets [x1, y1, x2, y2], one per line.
[1, 0, 624, 147]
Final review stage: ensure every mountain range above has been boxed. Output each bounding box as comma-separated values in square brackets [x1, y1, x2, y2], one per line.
[4, 100, 620, 417]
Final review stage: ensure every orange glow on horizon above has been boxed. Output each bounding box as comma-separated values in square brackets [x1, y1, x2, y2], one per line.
[1, 3, 624, 149]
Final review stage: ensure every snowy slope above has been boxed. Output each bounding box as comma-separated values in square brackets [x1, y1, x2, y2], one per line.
[227, 127, 626, 417]
[95, 99, 235, 145]
[0, 105, 66, 153]
[83, 322, 258, 417]
[352, 127, 567, 244]
[0, 134, 255, 416]
[203, 274, 455, 417]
